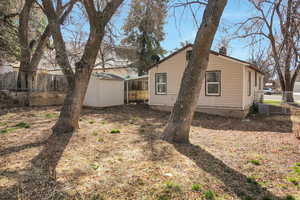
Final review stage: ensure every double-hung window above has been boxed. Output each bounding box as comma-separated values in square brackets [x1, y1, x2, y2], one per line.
[206, 71, 221, 96]
[155, 73, 167, 95]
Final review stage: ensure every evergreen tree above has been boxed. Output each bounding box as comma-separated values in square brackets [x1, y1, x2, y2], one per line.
[122, 0, 167, 75]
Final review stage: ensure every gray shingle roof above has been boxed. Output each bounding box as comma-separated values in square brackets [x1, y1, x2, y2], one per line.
[92, 72, 124, 81]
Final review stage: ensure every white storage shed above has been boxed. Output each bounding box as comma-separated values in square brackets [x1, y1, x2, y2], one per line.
[83, 72, 124, 107]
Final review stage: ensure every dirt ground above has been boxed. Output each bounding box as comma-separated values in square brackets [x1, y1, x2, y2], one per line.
[0, 105, 299, 200]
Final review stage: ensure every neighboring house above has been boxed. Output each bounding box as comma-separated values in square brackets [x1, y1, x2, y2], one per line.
[84, 72, 124, 108]
[148, 44, 264, 118]
[47, 45, 138, 78]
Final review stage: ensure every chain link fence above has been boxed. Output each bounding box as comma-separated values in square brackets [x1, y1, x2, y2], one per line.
[255, 90, 300, 115]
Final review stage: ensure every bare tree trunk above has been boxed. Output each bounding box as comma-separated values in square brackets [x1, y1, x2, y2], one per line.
[161, 0, 227, 143]
[283, 85, 295, 103]
[52, 68, 91, 133]
[17, 0, 71, 91]
[43, 0, 124, 134]
[17, 0, 34, 91]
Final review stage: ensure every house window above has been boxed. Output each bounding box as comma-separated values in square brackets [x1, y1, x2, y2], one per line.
[206, 71, 221, 96]
[255, 72, 257, 87]
[155, 73, 167, 95]
[186, 50, 193, 61]
[248, 71, 251, 96]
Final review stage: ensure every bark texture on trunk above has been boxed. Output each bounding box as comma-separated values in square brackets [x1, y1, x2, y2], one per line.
[161, 0, 227, 143]
[17, 0, 73, 91]
[17, 0, 34, 91]
[52, 68, 91, 133]
[42, 0, 124, 134]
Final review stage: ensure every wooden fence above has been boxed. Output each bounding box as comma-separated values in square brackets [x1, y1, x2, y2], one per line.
[0, 71, 68, 92]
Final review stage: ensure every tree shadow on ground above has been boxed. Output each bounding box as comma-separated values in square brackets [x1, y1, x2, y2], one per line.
[191, 111, 293, 133]
[0, 129, 75, 200]
[134, 117, 285, 199]
[82, 105, 293, 134]
[0, 140, 46, 156]
[173, 143, 284, 200]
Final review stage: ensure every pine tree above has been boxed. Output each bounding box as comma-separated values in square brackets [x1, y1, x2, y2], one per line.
[122, 0, 167, 75]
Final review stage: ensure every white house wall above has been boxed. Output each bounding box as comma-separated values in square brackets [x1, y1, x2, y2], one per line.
[149, 47, 245, 110]
[84, 77, 124, 107]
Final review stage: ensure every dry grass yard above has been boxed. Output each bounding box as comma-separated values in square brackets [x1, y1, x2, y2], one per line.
[0, 105, 299, 200]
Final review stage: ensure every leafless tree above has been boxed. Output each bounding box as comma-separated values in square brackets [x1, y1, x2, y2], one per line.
[41, 0, 124, 133]
[161, 0, 227, 143]
[235, 0, 300, 102]
[17, 0, 75, 90]
[249, 45, 275, 83]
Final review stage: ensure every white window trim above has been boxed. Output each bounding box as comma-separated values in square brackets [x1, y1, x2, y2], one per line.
[155, 73, 167, 95]
[205, 71, 221, 96]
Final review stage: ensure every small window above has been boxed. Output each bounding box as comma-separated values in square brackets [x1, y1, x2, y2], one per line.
[248, 71, 251, 96]
[206, 71, 221, 96]
[186, 50, 193, 61]
[155, 73, 167, 95]
[259, 76, 262, 90]
[255, 72, 257, 87]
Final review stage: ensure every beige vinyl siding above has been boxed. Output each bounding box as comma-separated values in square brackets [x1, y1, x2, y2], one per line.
[149, 47, 245, 109]
[242, 66, 262, 109]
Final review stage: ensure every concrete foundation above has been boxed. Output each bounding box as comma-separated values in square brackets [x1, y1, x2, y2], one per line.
[150, 105, 249, 118]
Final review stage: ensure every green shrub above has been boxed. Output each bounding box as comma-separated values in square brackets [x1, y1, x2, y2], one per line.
[139, 128, 145, 133]
[246, 176, 258, 185]
[90, 163, 100, 170]
[158, 195, 169, 200]
[249, 103, 259, 114]
[92, 131, 98, 136]
[89, 120, 95, 124]
[248, 159, 261, 166]
[287, 177, 298, 186]
[0, 129, 8, 134]
[0, 127, 18, 134]
[15, 122, 30, 128]
[0, 122, 7, 126]
[110, 129, 120, 134]
[191, 183, 201, 191]
[292, 166, 300, 176]
[204, 190, 216, 200]
[90, 193, 104, 200]
[45, 113, 58, 119]
[285, 195, 297, 200]
[262, 196, 273, 200]
[165, 181, 181, 192]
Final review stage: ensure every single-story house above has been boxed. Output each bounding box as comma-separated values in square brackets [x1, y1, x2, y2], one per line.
[148, 44, 264, 118]
[84, 72, 124, 108]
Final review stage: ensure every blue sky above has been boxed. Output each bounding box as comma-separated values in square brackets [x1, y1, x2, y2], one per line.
[114, 0, 257, 61]
[66, 0, 257, 61]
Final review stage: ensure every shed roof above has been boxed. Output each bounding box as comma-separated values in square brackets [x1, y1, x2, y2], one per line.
[92, 72, 124, 81]
[148, 44, 264, 75]
[125, 75, 148, 81]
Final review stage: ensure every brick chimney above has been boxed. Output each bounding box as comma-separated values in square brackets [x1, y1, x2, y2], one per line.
[219, 46, 227, 55]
